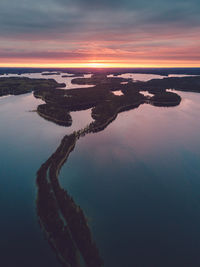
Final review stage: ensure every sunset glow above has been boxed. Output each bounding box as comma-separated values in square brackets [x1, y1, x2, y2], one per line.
[0, 62, 200, 68]
[0, 0, 200, 68]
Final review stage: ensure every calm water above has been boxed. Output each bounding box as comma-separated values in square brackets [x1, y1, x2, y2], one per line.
[0, 85, 200, 266]
[59, 90, 200, 267]
[108, 73, 198, 82]
[0, 93, 93, 267]
[107, 73, 165, 81]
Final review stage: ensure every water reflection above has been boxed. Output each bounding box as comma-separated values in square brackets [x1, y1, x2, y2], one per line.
[112, 91, 124, 96]
[1, 72, 200, 267]
[108, 73, 165, 81]
[108, 73, 198, 82]
[140, 91, 154, 97]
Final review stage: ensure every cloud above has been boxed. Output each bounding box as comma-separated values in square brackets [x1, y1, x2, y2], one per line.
[0, 0, 200, 65]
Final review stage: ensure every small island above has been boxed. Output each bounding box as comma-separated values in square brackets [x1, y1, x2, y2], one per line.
[42, 72, 61, 76]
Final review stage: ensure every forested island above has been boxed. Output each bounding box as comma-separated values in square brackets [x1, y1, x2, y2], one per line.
[0, 77, 65, 96]
[34, 73, 184, 128]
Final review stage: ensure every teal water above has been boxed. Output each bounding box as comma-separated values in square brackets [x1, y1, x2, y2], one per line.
[0, 94, 93, 267]
[0, 90, 200, 266]
[60, 90, 200, 266]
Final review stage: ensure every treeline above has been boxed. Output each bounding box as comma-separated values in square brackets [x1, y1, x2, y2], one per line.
[0, 77, 65, 97]
[36, 134, 104, 267]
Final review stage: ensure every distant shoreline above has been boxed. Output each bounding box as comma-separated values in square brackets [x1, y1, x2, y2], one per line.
[1, 67, 200, 77]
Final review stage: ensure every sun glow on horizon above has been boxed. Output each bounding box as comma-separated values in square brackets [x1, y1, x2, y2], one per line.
[0, 61, 200, 69]
[84, 62, 109, 68]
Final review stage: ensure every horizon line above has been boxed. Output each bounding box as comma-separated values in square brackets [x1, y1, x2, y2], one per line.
[0, 65, 200, 69]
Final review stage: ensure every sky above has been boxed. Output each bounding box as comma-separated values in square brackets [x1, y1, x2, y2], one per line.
[0, 0, 200, 68]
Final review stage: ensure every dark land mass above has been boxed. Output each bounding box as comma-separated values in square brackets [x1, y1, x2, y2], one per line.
[2, 72, 200, 267]
[130, 75, 200, 93]
[34, 73, 191, 128]
[1, 67, 200, 77]
[150, 91, 181, 107]
[33, 73, 187, 134]
[71, 73, 131, 85]
[71, 73, 200, 92]
[37, 104, 72, 127]
[62, 74, 84, 78]
[42, 72, 61, 76]
[37, 132, 104, 267]
[0, 77, 65, 97]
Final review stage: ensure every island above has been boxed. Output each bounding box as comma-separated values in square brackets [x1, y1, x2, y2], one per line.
[0, 77, 65, 97]
[42, 72, 61, 76]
